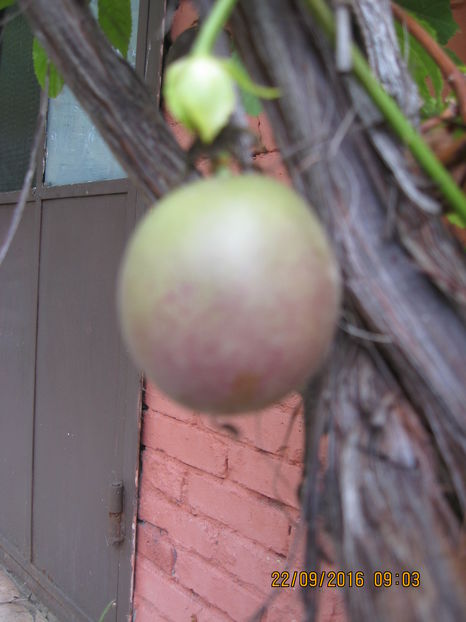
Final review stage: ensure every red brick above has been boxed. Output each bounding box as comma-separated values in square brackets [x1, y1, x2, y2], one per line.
[143, 411, 228, 477]
[133, 594, 171, 622]
[170, 0, 198, 41]
[135, 556, 230, 622]
[247, 115, 261, 152]
[139, 483, 219, 559]
[217, 515, 304, 593]
[199, 394, 304, 463]
[138, 480, 297, 595]
[247, 113, 278, 154]
[265, 597, 304, 622]
[227, 443, 302, 508]
[215, 529, 285, 594]
[145, 382, 196, 423]
[247, 114, 278, 154]
[174, 548, 264, 621]
[186, 472, 294, 554]
[253, 152, 291, 186]
[134, 556, 200, 620]
[141, 448, 186, 501]
[137, 522, 177, 575]
[164, 110, 195, 150]
[257, 113, 278, 152]
[316, 587, 347, 622]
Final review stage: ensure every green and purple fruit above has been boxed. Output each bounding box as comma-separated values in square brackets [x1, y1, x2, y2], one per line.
[117, 174, 341, 414]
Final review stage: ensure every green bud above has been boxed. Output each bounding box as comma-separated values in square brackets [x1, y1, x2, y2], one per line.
[164, 55, 236, 143]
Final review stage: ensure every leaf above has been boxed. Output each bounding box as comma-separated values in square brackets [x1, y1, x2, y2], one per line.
[395, 21, 444, 116]
[97, 0, 132, 59]
[230, 52, 262, 116]
[445, 47, 466, 71]
[239, 88, 263, 117]
[447, 212, 466, 228]
[0, 1, 15, 9]
[32, 38, 64, 98]
[395, 0, 458, 45]
[223, 57, 281, 100]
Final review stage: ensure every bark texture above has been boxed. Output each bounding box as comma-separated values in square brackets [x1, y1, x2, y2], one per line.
[18, 1, 466, 621]
[229, 2, 466, 620]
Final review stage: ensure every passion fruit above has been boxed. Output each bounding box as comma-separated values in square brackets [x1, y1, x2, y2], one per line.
[117, 174, 341, 414]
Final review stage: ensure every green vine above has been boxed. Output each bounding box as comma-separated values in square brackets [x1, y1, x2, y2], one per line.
[98, 600, 115, 622]
[191, 0, 237, 56]
[304, 0, 466, 222]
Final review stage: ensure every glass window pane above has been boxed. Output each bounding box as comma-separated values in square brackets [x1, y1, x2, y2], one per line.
[0, 10, 40, 193]
[44, 0, 140, 186]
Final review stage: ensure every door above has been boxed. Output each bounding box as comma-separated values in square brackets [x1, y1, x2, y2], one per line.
[0, 2, 164, 620]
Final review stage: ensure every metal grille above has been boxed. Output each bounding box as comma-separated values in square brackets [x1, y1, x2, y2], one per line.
[0, 9, 40, 192]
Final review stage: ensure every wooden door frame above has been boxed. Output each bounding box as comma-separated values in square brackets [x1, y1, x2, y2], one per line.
[0, 1, 165, 619]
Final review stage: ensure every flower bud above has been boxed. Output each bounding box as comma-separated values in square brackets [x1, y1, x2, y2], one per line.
[164, 55, 236, 143]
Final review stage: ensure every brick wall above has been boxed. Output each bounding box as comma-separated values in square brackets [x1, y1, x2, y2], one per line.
[135, 385, 308, 621]
[134, 386, 344, 622]
[132, 2, 345, 620]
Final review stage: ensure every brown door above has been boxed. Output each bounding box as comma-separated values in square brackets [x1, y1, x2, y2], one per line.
[0, 2, 163, 620]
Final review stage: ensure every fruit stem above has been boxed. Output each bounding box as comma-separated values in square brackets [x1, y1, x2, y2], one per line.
[304, 0, 466, 222]
[191, 0, 238, 56]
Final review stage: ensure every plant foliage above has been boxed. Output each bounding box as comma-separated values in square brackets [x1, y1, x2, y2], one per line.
[97, 0, 132, 59]
[32, 38, 64, 98]
[396, 0, 458, 44]
[395, 20, 444, 116]
[394, 1, 462, 116]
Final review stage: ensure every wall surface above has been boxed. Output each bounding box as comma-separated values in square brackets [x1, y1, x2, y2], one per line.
[132, 2, 346, 620]
[134, 385, 344, 622]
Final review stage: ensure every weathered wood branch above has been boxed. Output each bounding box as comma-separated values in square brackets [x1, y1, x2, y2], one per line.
[351, 0, 421, 119]
[228, 1, 466, 620]
[322, 334, 465, 622]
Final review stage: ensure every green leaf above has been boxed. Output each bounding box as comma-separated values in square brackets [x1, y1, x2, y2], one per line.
[447, 212, 466, 228]
[229, 52, 262, 116]
[0, 1, 16, 9]
[32, 38, 64, 98]
[395, 21, 444, 116]
[445, 47, 466, 71]
[98, 0, 132, 59]
[223, 58, 281, 100]
[395, 0, 458, 45]
[239, 88, 263, 117]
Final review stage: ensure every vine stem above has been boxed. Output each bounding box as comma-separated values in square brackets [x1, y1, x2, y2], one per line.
[304, 0, 466, 221]
[191, 0, 238, 56]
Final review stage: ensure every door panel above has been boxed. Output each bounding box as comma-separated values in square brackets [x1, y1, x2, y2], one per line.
[32, 193, 139, 621]
[0, 202, 39, 557]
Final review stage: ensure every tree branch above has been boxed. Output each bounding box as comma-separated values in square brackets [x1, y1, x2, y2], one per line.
[230, 1, 466, 619]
